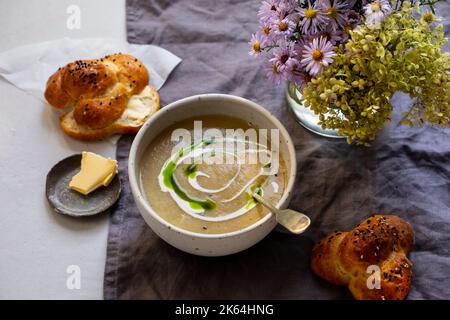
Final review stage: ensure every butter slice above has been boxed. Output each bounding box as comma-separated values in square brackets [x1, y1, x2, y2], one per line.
[69, 152, 118, 195]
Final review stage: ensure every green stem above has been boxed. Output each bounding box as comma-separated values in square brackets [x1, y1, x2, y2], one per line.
[427, 0, 436, 14]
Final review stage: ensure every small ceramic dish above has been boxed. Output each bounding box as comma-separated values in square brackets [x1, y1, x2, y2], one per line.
[128, 94, 297, 256]
[46, 154, 121, 217]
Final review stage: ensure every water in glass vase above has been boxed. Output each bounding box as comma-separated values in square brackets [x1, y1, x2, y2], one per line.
[286, 82, 345, 139]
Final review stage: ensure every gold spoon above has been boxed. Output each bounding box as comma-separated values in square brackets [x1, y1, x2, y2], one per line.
[252, 192, 311, 234]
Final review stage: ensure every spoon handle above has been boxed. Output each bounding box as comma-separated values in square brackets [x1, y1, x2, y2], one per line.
[252, 192, 279, 214]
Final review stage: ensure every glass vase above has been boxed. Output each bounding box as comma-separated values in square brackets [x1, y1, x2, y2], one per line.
[286, 82, 344, 139]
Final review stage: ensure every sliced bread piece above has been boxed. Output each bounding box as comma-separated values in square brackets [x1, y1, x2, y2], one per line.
[60, 85, 160, 141]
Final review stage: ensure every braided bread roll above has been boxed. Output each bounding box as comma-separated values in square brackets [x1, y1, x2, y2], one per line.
[44, 53, 159, 140]
[311, 215, 414, 300]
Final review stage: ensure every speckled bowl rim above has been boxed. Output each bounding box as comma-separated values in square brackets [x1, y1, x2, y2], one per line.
[129, 93, 297, 239]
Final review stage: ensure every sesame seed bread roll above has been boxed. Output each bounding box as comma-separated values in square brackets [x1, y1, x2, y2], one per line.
[311, 215, 414, 300]
[44, 53, 159, 140]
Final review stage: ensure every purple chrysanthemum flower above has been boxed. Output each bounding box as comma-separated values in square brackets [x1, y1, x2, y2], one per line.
[346, 10, 362, 26]
[339, 10, 362, 41]
[288, 63, 312, 89]
[265, 61, 287, 85]
[249, 32, 265, 57]
[318, 0, 349, 30]
[258, 0, 298, 43]
[294, 41, 306, 56]
[277, 0, 298, 18]
[297, 1, 328, 35]
[364, 0, 391, 28]
[269, 42, 299, 71]
[310, 25, 343, 45]
[301, 36, 336, 76]
[265, 42, 299, 84]
[258, 21, 276, 46]
[258, 0, 280, 22]
[270, 42, 298, 65]
[271, 16, 296, 37]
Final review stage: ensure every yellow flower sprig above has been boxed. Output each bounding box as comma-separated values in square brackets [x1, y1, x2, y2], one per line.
[302, 2, 450, 145]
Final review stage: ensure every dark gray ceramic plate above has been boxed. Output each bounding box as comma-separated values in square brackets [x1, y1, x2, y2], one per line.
[46, 154, 121, 217]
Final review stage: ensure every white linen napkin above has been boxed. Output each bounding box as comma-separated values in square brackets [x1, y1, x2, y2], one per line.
[0, 37, 181, 101]
[0, 37, 181, 144]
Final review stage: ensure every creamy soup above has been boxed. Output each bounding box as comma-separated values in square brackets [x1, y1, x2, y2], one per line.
[140, 115, 287, 234]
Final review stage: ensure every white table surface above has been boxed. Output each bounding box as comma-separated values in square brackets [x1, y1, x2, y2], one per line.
[0, 0, 126, 299]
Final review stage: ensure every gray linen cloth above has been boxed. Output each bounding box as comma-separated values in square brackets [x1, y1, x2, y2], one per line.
[104, 0, 450, 299]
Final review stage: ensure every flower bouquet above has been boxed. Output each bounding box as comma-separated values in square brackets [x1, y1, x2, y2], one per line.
[249, 0, 450, 145]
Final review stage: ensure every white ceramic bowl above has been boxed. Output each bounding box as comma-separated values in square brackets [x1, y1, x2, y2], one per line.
[128, 94, 297, 256]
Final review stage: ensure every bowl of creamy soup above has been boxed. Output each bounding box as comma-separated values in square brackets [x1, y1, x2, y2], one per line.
[128, 94, 297, 256]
